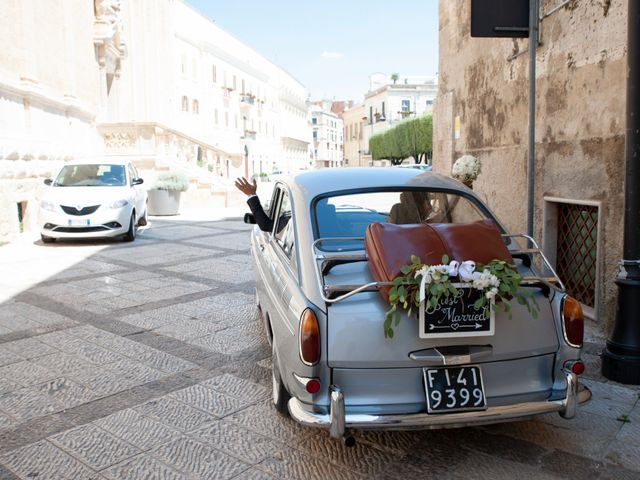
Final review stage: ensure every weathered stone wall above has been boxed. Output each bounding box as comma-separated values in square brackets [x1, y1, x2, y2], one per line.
[434, 0, 626, 337]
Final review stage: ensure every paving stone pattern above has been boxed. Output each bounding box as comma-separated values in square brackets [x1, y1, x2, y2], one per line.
[0, 217, 639, 479]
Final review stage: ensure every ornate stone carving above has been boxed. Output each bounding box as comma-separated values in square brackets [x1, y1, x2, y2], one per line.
[95, 0, 121, 26]
[93, 0, 126, 78]
[103, 132, 135, 151]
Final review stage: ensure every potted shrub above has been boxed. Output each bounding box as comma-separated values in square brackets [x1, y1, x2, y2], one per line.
[147, 172, 189, 215]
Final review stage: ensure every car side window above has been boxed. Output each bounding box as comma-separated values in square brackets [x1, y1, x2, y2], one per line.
[274, 188, 294, 260]
[127, 165, 135, 185]
[267, 188, 279, 220]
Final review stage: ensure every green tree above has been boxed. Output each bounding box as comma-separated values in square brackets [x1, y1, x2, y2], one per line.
[369, 114, 433, 165]
[390, 72, 400, 84]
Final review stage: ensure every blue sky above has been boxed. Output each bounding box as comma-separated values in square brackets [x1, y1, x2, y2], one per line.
[185, 0, 439, 102]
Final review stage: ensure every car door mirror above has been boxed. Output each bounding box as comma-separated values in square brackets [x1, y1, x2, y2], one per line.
[244, 213, 256, 225]
[132, 178, 144, 185]
[44, 178, 52, 186]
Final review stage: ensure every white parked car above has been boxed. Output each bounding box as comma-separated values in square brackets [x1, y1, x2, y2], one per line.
[39, 160, 148, 243]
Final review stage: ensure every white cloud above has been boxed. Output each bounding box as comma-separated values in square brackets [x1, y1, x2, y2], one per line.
[321, 51, 344, 60]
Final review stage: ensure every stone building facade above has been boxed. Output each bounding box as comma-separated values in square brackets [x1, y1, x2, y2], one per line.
[433, 0, 627, 337]
[0, 0, 310, 242]
[105, 0, 311, 179]
[342, 104, 366, 167]
[0, 0, 125, 240]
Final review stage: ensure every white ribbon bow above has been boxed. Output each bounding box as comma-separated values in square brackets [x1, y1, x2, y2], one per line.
[458, 260, 476, 282]
[415, 266, 431, 303]
[415, 260, 477, 303]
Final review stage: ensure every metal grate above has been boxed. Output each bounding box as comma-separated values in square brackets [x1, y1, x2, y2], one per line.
[61, 205, 100, 216]
[53, 226, 109, 233]
[556, 203, 598, 307]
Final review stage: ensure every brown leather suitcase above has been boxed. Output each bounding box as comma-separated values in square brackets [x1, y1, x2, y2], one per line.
[364, 219, 513, 301]
[430, 219, 513, 265]
[364, 222, 448, 301]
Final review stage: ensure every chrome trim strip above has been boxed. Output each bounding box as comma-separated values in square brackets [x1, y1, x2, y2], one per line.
[289, 371, 586, 432]
[502, 233, 566, 291]
[560, 371, 578, 418]
[312, 237, 365, 251]
[292, 372, 311, 388]
[312, 234, 565, 305]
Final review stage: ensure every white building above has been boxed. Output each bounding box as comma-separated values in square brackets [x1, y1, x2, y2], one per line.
[0, 0, 311, 242]
[343, 73, 438, 169]
[310, 102, 344, 168]
[0, 0, 126, 240]
[363, 73, 437, 144]
[103, 0, 311, 179]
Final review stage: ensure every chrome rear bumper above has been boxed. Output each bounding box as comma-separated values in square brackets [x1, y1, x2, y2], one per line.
[288, 371, 590, 439]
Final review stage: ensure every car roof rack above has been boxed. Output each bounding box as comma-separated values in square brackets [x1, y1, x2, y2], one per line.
[312, 233, 565, 305]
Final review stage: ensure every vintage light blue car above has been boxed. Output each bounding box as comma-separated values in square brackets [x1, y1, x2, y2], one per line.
[246, 167, 590, 445]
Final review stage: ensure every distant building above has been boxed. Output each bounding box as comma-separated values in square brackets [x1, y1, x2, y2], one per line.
[342, 74, 437, 169]
[342, 104, 367, 167]
[363, 73, 438, 151]
[310, 102, 344, 168]
[103, 0, 311, 179]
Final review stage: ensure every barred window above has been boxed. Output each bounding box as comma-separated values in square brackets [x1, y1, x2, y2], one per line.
[556, 203, 598, 307]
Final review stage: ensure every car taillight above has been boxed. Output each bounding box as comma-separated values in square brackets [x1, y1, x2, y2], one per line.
[562, 296, 584, 348]
[299, 309, 320, 365]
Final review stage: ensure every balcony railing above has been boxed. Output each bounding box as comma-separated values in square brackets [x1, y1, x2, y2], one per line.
[240, 94, 255, 105]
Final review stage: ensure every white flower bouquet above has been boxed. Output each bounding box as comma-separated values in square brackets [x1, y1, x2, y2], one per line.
[383, 255, 538, 338]
[452, 155, 482, 185]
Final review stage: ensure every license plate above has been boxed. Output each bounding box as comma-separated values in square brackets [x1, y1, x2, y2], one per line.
[67, 218, 91, 226]
[419, 285, 495, 339]
[423, 366, 487, 413]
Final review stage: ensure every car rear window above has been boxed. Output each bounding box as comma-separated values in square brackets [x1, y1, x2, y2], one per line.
[314, 190, 489, 249]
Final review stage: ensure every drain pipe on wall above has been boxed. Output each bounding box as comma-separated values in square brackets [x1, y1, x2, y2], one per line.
[526, 0, 539, 238]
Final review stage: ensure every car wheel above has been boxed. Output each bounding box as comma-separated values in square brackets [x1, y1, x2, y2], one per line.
[123, 212, 136, 242]
[272, 344, 290, 415]
[138, 205, 148, 226]
[41, 234, 55, 244]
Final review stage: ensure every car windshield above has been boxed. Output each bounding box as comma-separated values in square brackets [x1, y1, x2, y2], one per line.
[54, 164, 126, 187]
[315, 190, 490, 250]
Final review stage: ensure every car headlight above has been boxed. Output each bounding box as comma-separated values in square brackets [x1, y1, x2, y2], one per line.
[40, 200, 57, 212]
[108, 199, 129, 209]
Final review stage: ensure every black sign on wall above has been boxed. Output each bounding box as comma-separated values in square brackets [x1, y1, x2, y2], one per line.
[471, 0, 530, 38]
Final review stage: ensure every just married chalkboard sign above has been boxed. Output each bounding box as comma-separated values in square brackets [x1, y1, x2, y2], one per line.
[418, 285, 495, 339]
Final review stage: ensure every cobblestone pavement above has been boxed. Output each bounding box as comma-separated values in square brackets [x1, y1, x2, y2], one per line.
[0, 216, 639, 480]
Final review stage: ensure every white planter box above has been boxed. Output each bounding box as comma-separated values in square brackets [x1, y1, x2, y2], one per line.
[147, 189, 182, 216]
